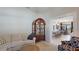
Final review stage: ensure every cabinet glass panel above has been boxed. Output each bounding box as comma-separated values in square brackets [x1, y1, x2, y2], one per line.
[36, 25, 39, 29]
[36, 29, 40, 35]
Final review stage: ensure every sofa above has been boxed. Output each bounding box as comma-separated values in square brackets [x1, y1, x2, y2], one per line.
[58, 36, 79, 51]
[0, 33, 35, 51]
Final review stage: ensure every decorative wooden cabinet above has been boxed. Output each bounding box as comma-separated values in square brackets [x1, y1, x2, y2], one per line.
[32, 18, 45, 42]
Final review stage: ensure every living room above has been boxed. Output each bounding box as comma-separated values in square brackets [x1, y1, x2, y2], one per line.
[0, 7, 79, 51]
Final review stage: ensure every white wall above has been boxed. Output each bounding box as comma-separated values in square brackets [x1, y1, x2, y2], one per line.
[75, 9, 79, 31]
[0, 7, 37, 34]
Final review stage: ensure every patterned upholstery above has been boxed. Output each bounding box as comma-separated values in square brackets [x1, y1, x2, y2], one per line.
[58, 36, 79, 51]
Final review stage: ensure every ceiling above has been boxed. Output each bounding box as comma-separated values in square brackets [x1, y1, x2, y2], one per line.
[26, 7, 78, 18]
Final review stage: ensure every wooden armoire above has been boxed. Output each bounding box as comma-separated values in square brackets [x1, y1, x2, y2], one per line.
[32, 18, 45, 42]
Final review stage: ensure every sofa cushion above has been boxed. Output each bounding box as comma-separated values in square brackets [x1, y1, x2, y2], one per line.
[11, 34, 22, 42]
[11, 33, 28, 42]
[20, 33, 28, 41]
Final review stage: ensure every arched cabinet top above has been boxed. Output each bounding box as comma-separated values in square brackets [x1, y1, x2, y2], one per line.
[32, 18, 46, 25]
